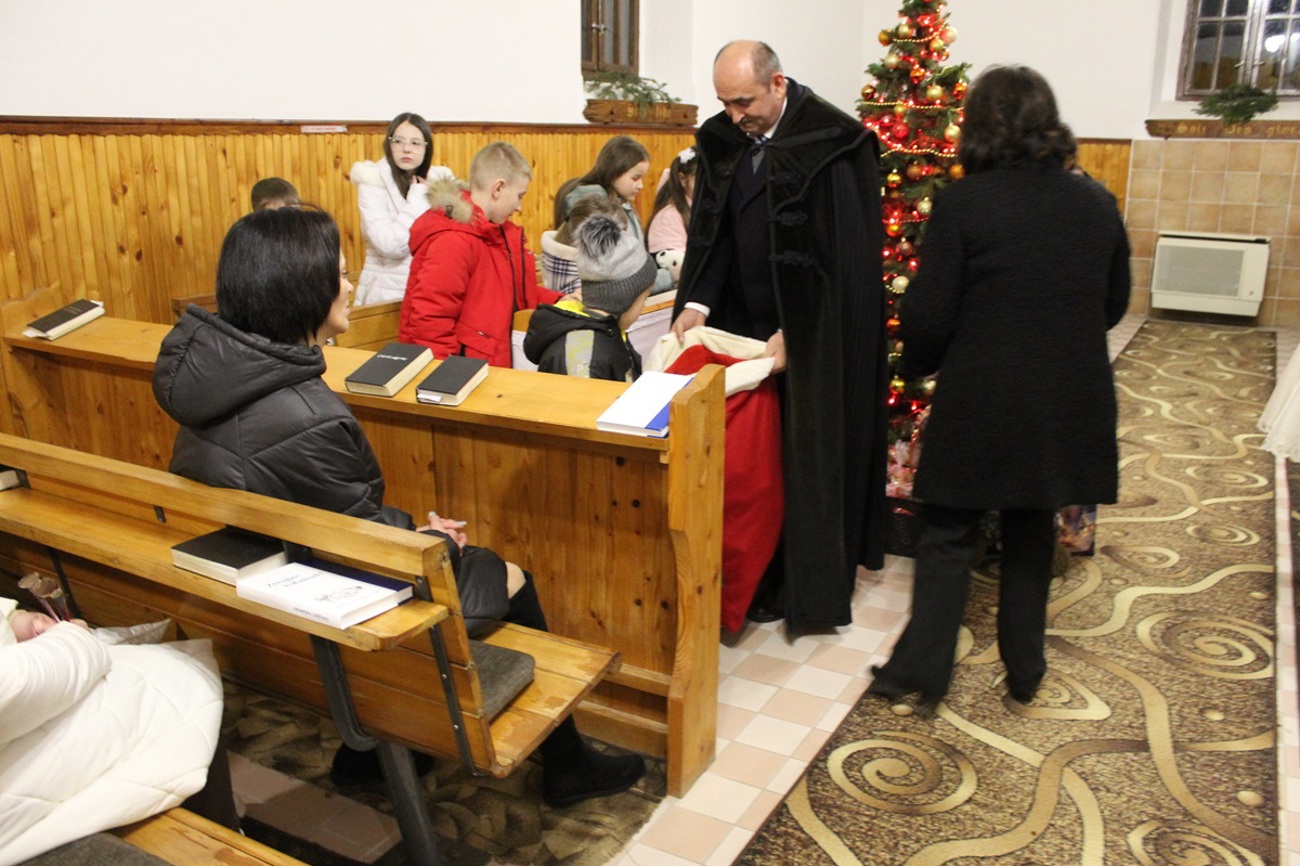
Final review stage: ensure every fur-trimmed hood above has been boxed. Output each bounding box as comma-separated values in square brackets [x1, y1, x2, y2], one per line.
[349, 159, 388, 187]
[423, 178, 474, 224]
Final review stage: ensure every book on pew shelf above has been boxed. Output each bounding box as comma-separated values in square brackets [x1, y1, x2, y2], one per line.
[595, 371, 694, 438]
[23, 299, 105, 340]
[344, 342, 433, 397]
[171, 527, 289, 585]
[235, 559, 413, 629]
[415, 355, 489, 405]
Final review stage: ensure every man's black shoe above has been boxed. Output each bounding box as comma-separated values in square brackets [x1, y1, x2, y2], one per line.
[746, 599, 784, 623]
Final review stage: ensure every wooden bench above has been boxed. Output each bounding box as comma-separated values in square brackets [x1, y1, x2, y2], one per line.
[0, 291, 723, 796]
[0, 432, 619, 865]
[113, 808, 307, 866]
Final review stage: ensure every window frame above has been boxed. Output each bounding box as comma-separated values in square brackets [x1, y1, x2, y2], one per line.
[1179, 0, 1300, 98]
[582, 0, 639, 76]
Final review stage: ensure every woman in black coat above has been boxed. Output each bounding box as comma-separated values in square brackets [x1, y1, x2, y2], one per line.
[868, 65, 1131, 713]
[152, 207, 644, 806]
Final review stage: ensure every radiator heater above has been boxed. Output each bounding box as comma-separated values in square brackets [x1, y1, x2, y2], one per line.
[1150, 231, 1269, 317]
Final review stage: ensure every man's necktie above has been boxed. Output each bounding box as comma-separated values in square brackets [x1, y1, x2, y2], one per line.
[751, 134, 768, 172]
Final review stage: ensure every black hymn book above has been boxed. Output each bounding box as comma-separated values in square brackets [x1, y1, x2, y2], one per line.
[171, 527, 289, 585]
[344, 342, 433, 397]
[415, 356, 489, 406]
[23, 299, 105, 340]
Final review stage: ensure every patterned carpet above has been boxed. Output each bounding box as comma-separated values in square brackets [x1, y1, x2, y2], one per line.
[223, 676, 666, 866]
[737, 320, 1280, 865]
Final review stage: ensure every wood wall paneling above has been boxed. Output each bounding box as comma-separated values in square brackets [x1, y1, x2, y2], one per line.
[0, 120, 695, 329]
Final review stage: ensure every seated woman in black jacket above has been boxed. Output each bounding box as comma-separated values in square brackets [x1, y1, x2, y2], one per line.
[151, 206, 644, 808]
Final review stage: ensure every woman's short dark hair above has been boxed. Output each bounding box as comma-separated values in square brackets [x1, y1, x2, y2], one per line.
[385, 111, 434, 198]
[957, 65, 1076, 175]
[553, 135, 650, 228]
[217, 207, 341, 345]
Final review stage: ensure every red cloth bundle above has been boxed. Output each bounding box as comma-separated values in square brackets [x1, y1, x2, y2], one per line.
[666, 345, 783, 632]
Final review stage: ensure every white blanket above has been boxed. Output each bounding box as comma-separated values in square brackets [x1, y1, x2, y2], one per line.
[0, 598, 223, 865]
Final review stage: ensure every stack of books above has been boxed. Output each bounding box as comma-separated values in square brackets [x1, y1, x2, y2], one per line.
[171, 531, 412, 628]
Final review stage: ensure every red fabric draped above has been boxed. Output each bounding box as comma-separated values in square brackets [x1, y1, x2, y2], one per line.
[666, 346, 783, 632]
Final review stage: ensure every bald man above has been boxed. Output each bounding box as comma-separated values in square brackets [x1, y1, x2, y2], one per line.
[671, 40, 889, 629]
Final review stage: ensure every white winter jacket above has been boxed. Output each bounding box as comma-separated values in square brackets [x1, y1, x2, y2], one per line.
[0, 598, 223, 866]
[350, 158, 456, 306]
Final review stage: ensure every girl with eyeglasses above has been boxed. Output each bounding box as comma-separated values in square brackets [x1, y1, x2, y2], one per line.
[349, 112, 454, 305]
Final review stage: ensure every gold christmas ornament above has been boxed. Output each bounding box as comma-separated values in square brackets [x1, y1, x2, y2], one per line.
[925, 84, 944, 102]
[898, 239, 914, 256]
[920, 378, 937, 397]
[886, 171, 903, 187]
[906, 162, 924, 180]
[917, 197, 933, 216]
[879, 29, 893, 46]
[930, 37, 945, 53]
[893, 102, 908, 116]
[944, 123, 961, 142]
[896, 22, 913, 38]
[890, 377, 907, 395]
[891, 275, 911, 293]
[941, 26, 958, 44]
[949, 163, 965, 180]
[861, 84, 876, 100]
[883, 51, 901, 70]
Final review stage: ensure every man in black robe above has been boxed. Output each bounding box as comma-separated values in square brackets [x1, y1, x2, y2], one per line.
[672, 40, 889, 630]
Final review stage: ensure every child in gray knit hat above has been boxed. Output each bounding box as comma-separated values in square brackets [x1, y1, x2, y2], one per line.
[523, 212, 658, 382]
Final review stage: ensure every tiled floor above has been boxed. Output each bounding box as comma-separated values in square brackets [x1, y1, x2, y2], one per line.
[235, 314, 1300, 865]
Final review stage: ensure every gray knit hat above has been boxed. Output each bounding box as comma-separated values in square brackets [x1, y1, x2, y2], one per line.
[576, 214, 658, 316]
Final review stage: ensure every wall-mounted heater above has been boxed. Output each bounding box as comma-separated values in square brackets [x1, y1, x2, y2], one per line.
[1151, 231, 1269, 317]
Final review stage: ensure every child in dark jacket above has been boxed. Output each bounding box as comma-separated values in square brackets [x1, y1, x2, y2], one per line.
[523, 212, 658, 382]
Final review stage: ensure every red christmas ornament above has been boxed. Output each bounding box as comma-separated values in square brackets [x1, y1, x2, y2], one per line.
[892, 121, 910, 139]
[910, 64, 928, 83]
[886, 316, 902, 335]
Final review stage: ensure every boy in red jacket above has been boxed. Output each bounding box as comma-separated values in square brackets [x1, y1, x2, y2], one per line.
[399, 142, 562, 366]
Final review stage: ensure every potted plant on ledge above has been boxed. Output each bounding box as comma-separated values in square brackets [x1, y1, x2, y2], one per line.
[1195, 83, 1280, 128]
[583, 72, 697, 127]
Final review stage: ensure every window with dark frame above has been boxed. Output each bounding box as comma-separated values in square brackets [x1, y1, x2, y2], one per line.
[1181, 0, 1300, 96]
[582, 0, 639, 75]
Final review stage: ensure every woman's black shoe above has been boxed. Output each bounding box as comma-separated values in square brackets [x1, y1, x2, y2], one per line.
[543, 750, 646, 808]
[329, 744, 435, 787]
[866, 665, 914, 699]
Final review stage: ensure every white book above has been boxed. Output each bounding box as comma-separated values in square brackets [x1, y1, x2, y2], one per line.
[596, 371, 694, 438]
[236, 560, 413, 629]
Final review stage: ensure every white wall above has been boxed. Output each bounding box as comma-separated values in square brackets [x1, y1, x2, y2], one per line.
[689, 0, 870, 119]
[0, 0, 585, 123]
[0, 0, 1263, 140]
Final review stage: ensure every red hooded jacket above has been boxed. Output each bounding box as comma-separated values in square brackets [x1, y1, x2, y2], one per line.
[399, 180, 561, 366]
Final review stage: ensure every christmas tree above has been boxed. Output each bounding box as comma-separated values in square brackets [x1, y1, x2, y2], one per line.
[858, 0, 969, 502]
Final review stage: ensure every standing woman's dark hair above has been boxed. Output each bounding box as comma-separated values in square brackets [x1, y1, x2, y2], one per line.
[956, 65, 1076, 175]
[216, 208, 341, 346]
[553, 135, 651, 229]
[384, 112, 435, 198]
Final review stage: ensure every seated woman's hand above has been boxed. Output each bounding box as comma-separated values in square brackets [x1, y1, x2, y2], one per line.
[417, 512, 468, 551]
[11, 611, 88, 642]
